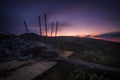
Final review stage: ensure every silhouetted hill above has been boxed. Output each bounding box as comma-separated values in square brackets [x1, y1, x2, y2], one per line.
[0, 34, 120, 66]
[0, 34, 120, 80]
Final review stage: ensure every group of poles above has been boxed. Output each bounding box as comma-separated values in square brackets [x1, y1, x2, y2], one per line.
[24, 14, 59, 37]
[0, 14, 58, 37]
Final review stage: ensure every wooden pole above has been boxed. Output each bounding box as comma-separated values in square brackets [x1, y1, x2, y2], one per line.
[51, 22, 54, 37]
[24, 20, 29, 33]
[44, 14, 47, 36]
[55, 21, 58, 37]
[53, 57, 120, 76]
[38, 16, 42, 36]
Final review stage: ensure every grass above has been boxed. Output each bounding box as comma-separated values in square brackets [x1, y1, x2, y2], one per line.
[34, 63, 115, 80]
[43, 36, 120, 67]
[1, 34, 120, 80]
[70, 50, 120, 67]
[34, 36, 120, 80]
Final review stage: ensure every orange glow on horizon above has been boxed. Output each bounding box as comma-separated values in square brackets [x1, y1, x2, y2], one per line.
[39, 28, 120, 42]
[44, 30, 101, 38]
[40, 31, 120, 42]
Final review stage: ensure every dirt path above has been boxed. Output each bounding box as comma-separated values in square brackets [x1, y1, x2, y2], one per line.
[0, 51, 73, 80]
[0, 61, 57, 80]
[59, 51, 73, 57]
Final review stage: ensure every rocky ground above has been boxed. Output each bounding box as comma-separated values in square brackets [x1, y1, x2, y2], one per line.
[0, 33, 59, 63]
[0, 33, 120, 80]
[0, 33, 60, 80]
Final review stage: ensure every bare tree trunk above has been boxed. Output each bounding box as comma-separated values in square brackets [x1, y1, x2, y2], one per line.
[44, 14, 47, 37]
[24, 20, 29, 33]
[53, 57, 120, 76]
[51, 22, 54, 37]
[55, 21, 58, 37]
[38, 16, 42, 36]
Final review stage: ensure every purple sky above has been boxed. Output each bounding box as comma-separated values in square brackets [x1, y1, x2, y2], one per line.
[0, 0, 120, 36]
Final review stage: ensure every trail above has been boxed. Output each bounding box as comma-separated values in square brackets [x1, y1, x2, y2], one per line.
[1, 51, 120, 80]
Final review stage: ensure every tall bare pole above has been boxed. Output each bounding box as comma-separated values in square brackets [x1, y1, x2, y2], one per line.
[38, 16, 42, 36]
[24, 20, 29, 33]
[55, 21, 58, 37]
[44, 14, 47, 36]
[51, 22, 54, 37]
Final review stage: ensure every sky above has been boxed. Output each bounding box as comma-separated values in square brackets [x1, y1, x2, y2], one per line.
[0, 0, 120, 38]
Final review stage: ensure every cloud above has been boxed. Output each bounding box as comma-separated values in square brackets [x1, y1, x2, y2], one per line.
[57, 22, 72, 27]
[46, 21, 72, 32]
[94, 31, 120, 38]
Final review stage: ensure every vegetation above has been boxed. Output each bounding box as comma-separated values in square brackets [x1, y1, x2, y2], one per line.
[34, 63, 117, 80]
[35, 36, 120, 80]
[0, 34, 120, 80]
